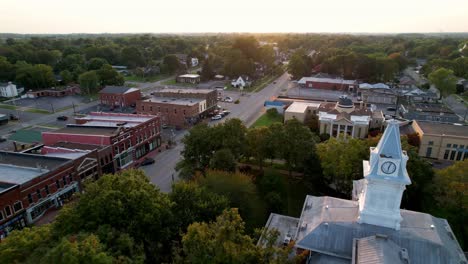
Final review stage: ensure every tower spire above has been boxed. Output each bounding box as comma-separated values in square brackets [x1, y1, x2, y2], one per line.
[357, 120, 411, 230]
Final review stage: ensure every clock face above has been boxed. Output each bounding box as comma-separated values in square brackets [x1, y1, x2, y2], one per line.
[381, 161, 397, 174]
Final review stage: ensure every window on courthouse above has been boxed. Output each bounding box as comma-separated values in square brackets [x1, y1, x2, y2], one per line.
[4, 205, 12, 217]
[13, 201, 23, 212]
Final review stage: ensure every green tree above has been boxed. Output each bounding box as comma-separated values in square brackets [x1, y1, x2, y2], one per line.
[200, 58, 214, 81]
[197, 170, 266, 230]
[0, 56, 15, 81]
[178, 209, 295, 264]
[41, 234, 114, 264]
[288, 49, 310, 79]
[316, 136, 369, 195]
[88, 57, 109, 70]
[96, 64, 124, 86]
[216, 118, 247, 159]
[433, 160, 467, 212]
[429, 67, 457, 98]
[121, 46, 145, 68]
[170, 181, 229, 233]
[78, 70, 100, 94]
[246, 126, 271, 171]
[0, 225, 53, 263]
[60, 70, 74, 84]
[282, 119, 316, 176]
[15, 63, 55, 89]
[178, 123, 217, 176]
[432, 160, 468, 249]
[163, 55, 182, 73]
[210, 148, 236, 172]
[53, 170, 174, 263]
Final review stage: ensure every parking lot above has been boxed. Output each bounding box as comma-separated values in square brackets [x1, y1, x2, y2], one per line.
[5, 95, 89, 112]
[287, 87, 357, 101]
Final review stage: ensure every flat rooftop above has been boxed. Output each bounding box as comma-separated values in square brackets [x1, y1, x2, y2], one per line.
[47, 126, 119, 136]
[416, 121, 468, 137]
[0, 151, 71, 185]
[299, 77, 356, 85]
[144, 96, 204, 106]
[99, 86, 139, 94]
[76, 112, 155, 124]
[0, 182, 17, 194]
[52, 142, 103, 151]
[286, 101, 321, 113]
[178, 74, 200, 78]
[409, 103, 455, 114]
[261, 213, 299, 247]
[156, 88, 215, 94]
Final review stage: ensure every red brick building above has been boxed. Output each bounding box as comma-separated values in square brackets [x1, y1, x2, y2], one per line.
[42, 112, 161, 170]
[298, 77, 357, 92]
[151, 88, 218, 110]
[137, 97, 205, 128]
[0, 151, 100, 239]
[99, 86, 141, 108]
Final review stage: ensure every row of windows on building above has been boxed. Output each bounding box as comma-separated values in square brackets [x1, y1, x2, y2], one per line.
[27, 174, 73, 205]
[0, 201, 23, 222]
[141, 105, 189, 115]
[425, 142, 468, 161]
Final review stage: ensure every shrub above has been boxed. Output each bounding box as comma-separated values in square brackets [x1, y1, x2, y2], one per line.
[234, 99, 240, 104]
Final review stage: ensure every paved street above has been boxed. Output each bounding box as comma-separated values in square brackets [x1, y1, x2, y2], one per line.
[443, 95, 467, 122]
[140, 72, 291, 192]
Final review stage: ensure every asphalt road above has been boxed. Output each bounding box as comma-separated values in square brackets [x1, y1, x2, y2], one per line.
[141, 72, 291, 192]
[443, 95, 467, 122]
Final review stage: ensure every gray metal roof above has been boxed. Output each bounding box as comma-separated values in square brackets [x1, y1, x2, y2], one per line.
[353, 235, 407, 264]
[294, 196, 466, 264]
[99, 86, 138, 94]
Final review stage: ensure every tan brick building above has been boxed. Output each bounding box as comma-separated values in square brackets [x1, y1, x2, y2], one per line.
[411, 121, 468, 161]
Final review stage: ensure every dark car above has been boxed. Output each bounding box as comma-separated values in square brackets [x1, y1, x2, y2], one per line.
[140, 157, 155, 166]
[57, 116, 68, 121]
[9, 114, 19, 120]
[0, 137, 6, 142]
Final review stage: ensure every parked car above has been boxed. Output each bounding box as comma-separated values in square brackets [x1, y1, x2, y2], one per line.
[0, 137, 6, 142]
[57, 116, 68, 121]
[211, 114, 223, 120]
[9, 114, 19, 121]
[140, 157, 155, 166]
[221, 110, 230, 116]
[224, 97, 233, 103]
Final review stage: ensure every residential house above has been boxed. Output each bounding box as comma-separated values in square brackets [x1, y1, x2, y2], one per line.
[0, 82, 18, 98]
[411, 120, 467, 161]
[231, 76, 252, 89]
[191, 58, 199, 67]
[397, 76, 418, 89]
[99, 86, 141, 108]
[260, 120, 466, 264]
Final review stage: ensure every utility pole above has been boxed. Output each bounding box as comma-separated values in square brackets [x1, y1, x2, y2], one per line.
[72, 102, 76, 115]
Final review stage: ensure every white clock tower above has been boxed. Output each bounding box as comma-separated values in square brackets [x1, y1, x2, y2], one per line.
[357, 120, 411, 230]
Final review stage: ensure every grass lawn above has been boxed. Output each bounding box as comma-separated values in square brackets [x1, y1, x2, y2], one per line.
[125, 74, 172, 82]
[252, 113, 283, 127]
[0, 104, 16, 110]
[25, 109, 51, 114]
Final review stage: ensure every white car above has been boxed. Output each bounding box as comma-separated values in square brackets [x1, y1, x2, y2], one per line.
[224, 97, 233, 103]
[211, 114, 223, 120]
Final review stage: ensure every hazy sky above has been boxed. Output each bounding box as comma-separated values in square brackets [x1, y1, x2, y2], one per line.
[2, 0, 468, 34]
